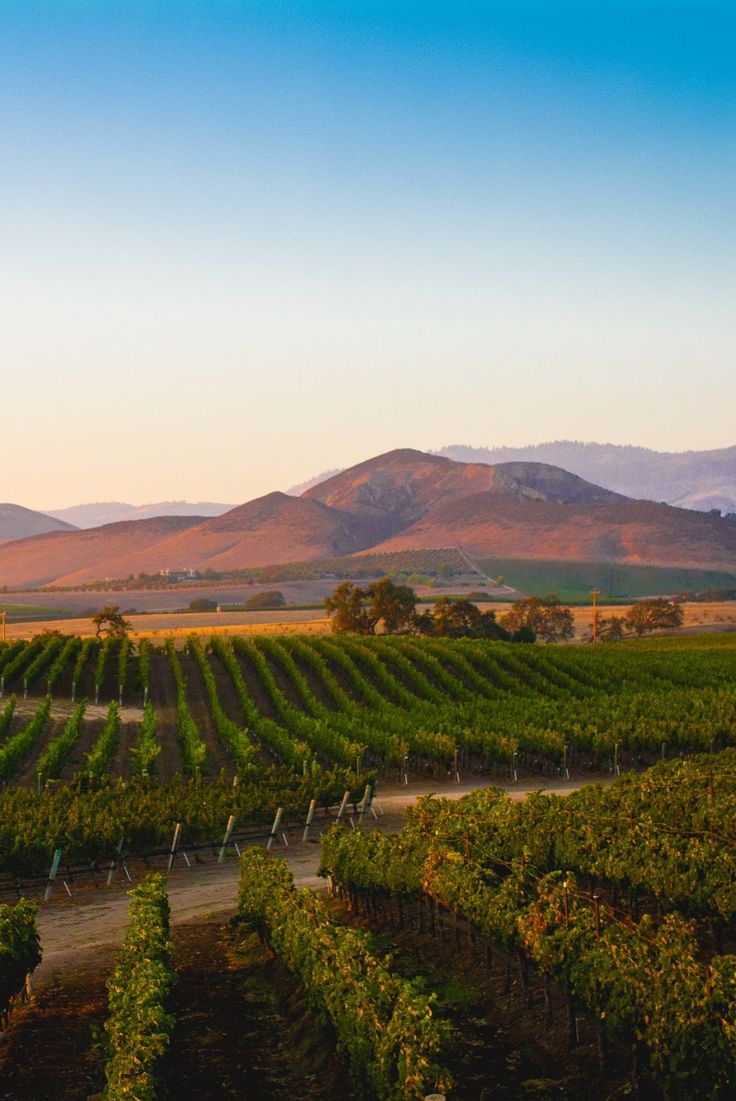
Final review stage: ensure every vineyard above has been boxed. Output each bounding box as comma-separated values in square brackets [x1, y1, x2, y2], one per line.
[1, 632, 736, 1097]
[0, 632, 736, 876]
[2, 632, 736, 791]
[321, 749, 736, 1099]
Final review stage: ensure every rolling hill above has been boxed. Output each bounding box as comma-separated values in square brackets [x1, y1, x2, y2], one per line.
[0, 504, 77, 542]
[0, 449, 734, 588]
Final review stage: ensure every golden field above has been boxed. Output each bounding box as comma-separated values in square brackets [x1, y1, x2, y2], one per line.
[3, 601, 736, 643]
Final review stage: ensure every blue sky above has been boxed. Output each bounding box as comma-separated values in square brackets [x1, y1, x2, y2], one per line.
[1, 1, 734, 508]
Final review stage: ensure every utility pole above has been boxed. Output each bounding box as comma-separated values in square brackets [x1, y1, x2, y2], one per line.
[590, 589, 600, 643]
[1, 610, 5, 643]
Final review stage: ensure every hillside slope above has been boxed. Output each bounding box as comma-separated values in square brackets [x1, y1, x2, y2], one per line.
[0, 516, 204, 588]
[367, 493, 736, 570]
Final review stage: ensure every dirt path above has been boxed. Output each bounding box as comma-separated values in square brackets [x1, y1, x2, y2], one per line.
[12, 696, 143, 724]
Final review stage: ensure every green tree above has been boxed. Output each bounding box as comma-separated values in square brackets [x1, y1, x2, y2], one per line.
[431, 597, 481, 637]
[92, 605, 131, 639]
[325, 579, 417, 634]
[324, 583, 372, 634]
[624, 598, 684, 637]
[500, 595, 574, 643]
[365, 578, 417, 633]
[188, 598, 218, 612]
[244, 590, 286, 611]
[595, 614, 626, 641]
[424, 597, 509, 639]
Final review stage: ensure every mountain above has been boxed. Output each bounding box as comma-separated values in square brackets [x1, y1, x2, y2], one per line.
[304, 450, 623, 541]
[436, 442, 736, 514]
[0, 503, 77, 541]
[46, 501, 234, 529]
[0, 449, 734, 588]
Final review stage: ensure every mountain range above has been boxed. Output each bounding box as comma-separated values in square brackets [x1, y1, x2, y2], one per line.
[45, 500, 234, 529]
[11, 441, 733, 539]
[436, 442, 736, 514]
[1, 448, 734, 589]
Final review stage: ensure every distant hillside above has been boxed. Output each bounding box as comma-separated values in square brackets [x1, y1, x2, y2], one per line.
[436, 442, 736, 514]
[369, 491, 736, 570]
[0, 503, 76, 541]
[1, 448, 735, 587]
[46, 501, 234, 529]
[473, 557, 736, 603]
[0, 516, 204, 588]
[285, 469, 342, 496]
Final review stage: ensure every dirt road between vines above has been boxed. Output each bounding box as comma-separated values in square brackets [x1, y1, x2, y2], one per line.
[32, 775, 604, 990]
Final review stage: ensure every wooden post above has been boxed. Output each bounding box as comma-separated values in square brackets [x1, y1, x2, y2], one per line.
[335, 790, 350, 822]
[218, 815, 236, 863]
[266, 808, 283, 851]
[357, 784, 371, 824]
[302, 799, 316, 843]
[44, 849, 62, 903]
[107, 835, 125, 886]
[591, 588, 600, 643]
[167, 822, 182, 871]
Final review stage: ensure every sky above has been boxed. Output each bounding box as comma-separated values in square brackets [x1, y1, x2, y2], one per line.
[1, 1, 734, 509]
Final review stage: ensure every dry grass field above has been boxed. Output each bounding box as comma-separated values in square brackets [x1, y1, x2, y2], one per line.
[4, 600, 736, 642]
[3, 607, 331, 642]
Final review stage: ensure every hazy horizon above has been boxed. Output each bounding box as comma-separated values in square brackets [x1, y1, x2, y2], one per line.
[29, 435, 736, 513]
[3, 2, 734, 510]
